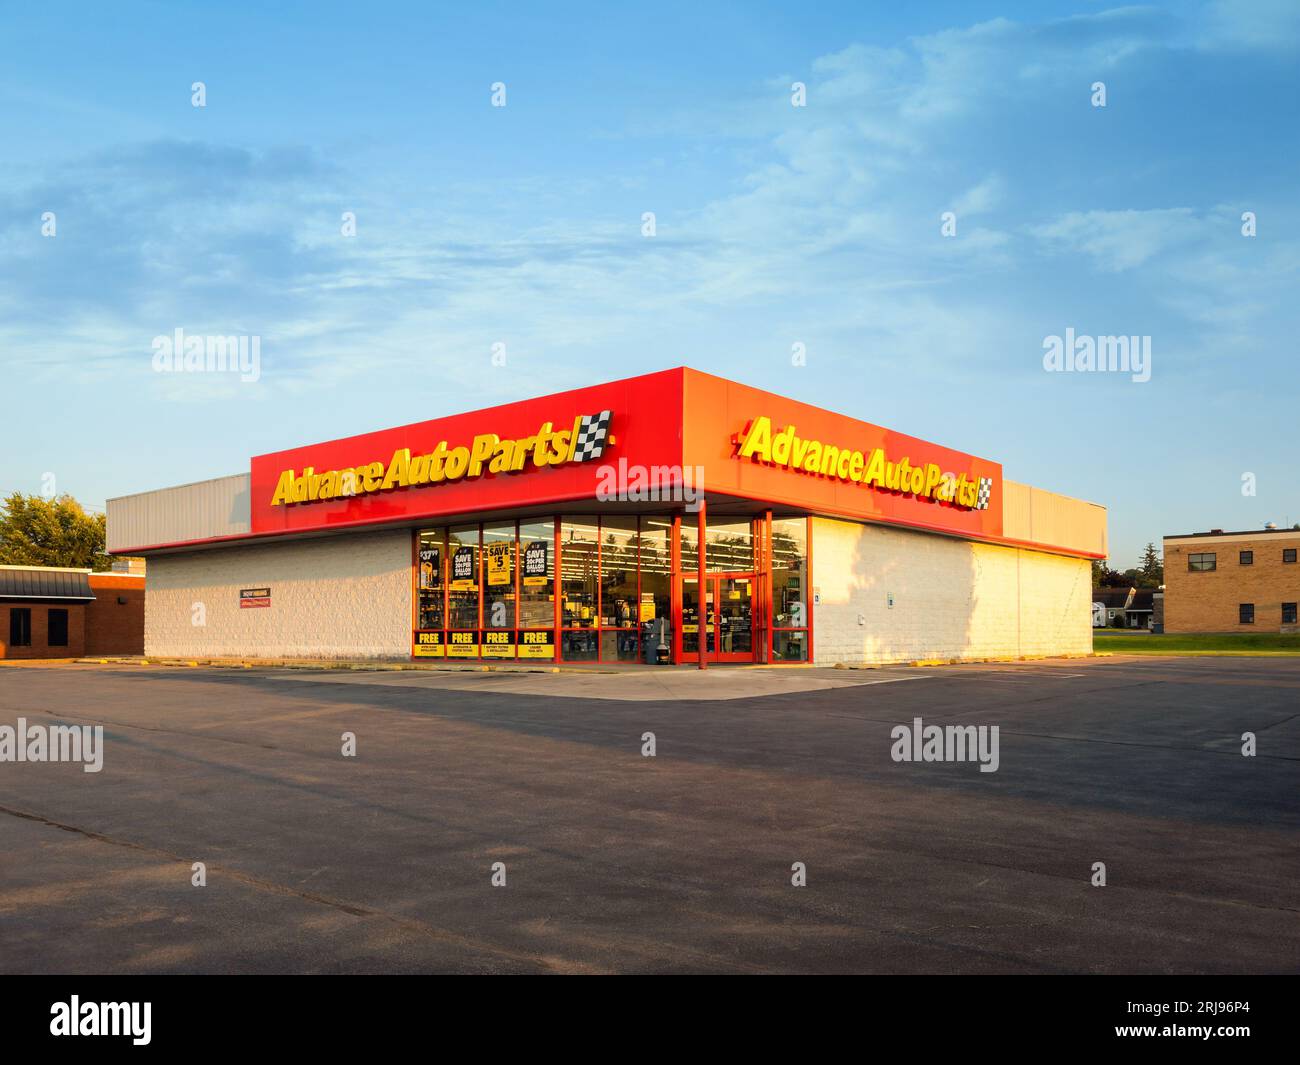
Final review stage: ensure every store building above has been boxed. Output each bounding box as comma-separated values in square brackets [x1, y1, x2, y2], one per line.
[106, 367, 1106, 666]
[0, 566, 146, 659]
[1163, 526, 1300, 633]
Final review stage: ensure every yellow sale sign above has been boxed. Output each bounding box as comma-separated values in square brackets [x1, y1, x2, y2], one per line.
[486, 542, 512, 586]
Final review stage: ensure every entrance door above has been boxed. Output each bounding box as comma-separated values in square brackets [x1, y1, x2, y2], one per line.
[681, 575, 755, 663]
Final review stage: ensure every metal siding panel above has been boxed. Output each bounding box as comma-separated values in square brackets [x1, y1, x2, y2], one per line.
[0, 568, 94, 600]
[1000, 480, 1106, 557]
[106, 474, 251, 552]
[1031, 485, 1107, 557]
[1001, 481, 1033, 543]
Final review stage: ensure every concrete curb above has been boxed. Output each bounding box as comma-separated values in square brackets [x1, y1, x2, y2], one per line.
[72, 656, 617, 675]
[66, 652, 1112, 673]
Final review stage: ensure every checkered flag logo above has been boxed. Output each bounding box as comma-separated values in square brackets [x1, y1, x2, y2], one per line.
[975, 476, 993, 511]
[573, 410, 612, 462]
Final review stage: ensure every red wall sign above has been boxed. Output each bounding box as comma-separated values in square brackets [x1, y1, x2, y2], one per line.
[682, 370, 1004, 541]
[237, 366, 1003, 544]
[249, 370, 685, 536]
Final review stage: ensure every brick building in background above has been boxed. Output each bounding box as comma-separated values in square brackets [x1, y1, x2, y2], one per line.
[1163, 526, 1300, 633]
[0, 565, 145, 659]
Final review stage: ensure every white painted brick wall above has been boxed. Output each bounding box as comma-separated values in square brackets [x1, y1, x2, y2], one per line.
[144, 529, 411, 658]
[812, 517, 1092, 665]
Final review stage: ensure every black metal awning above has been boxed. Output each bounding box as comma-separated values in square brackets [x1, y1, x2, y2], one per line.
[0, 568, 96, 601]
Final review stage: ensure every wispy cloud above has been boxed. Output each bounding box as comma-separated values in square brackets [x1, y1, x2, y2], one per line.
[1030, 208, 1199, 271]
[2, 3, 1298, 563]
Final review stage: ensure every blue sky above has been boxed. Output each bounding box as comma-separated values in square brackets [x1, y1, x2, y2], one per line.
[2, 1, 1297, 567]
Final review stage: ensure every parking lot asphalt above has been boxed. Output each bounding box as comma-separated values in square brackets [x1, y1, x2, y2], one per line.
[0, 656, 1297, 973]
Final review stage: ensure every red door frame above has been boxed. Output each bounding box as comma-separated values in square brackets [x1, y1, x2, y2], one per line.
[553, 519, 562, 662]
[680, 571, 758, 664]
[670, 514, 682, 665]
[697, 501, 707, 669]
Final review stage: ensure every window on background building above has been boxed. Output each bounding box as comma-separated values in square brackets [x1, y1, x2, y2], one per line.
[416, 529, 445, 631]
[1240, 550, 1253, 566]
[47, 608, 68, 647]
[1239, 603, 1255, 625]
[771, 517, 808, 662]
[9, 608, 31, 647]
[1188, 553, 1216, 571]
[638, 517, 673, 665]
[560, 518, 599, 661]
[446, 525, 480, 658]
[1285, 549, 1297, 564]
[599, 516, 640, 662]
[517, 520, 555, 660]
[482, 523, 517, 659]
[1284, 603, 1298, 625]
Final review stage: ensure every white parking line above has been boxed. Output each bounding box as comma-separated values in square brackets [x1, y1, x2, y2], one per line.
[965, 670, 1088, 680]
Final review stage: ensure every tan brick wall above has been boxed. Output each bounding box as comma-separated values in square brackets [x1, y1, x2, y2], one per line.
[812, 517, 1092, 665]
[1164, 533, 1300, 633]
[144, 529, 412, 658]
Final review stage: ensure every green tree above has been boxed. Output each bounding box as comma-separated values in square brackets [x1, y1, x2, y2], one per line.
[0, 493, 110, 570]
[1091, 558, 1127, 588]
[1138, 542, 1163, 587]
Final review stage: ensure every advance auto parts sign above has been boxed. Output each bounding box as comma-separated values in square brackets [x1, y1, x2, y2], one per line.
[735, 416, 994, 513]
[269, 411, 612, 507]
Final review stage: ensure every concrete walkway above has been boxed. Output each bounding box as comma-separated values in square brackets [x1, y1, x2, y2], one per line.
[256, 663, 933, 701]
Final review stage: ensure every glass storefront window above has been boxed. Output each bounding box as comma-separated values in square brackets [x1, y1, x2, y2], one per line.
[416, 529, 444, 630]
[599, 517, 638, 628]
[415, 512, 809, 666]
[600, 629, 641, 663]
[561, 630, 599, 661]
[482, 523, 516, 632]
[638, 517, 673, 664]
[680, 518, 699, 574]
[560, 518, 599, 661]
[447, 525, 479, 630]
[681, 517, 755, 573]
[518, 521, 554, 630]
[771, 517, 808, 661]
[706, 520, 754, 572]
[773, 629, 808, 662]
[600, 516, 639, 662]
[561, 519, 599, 628]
